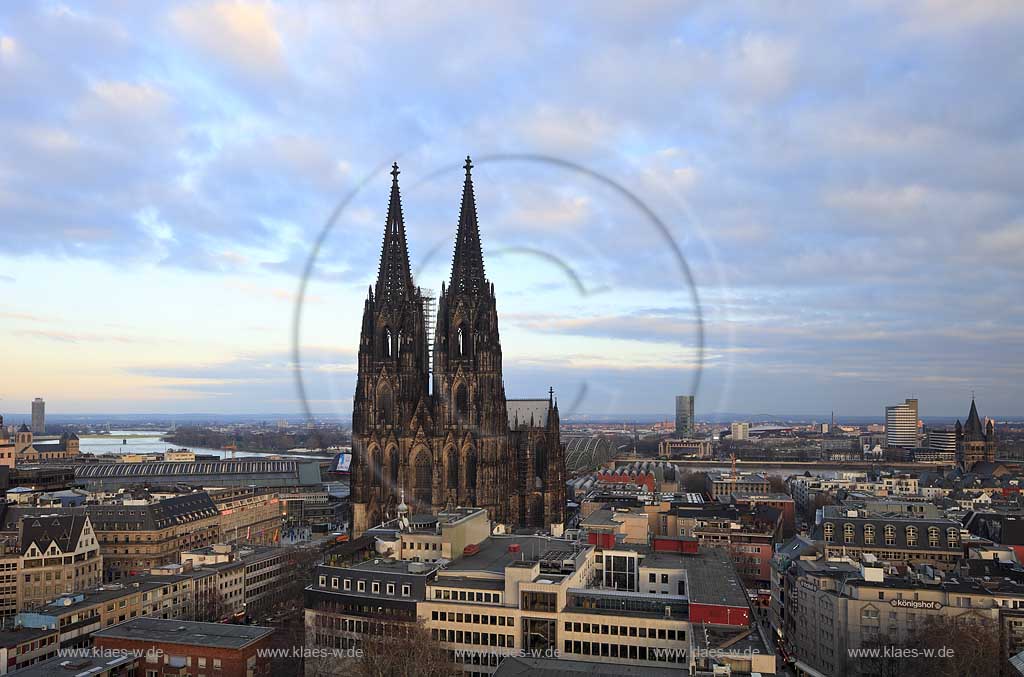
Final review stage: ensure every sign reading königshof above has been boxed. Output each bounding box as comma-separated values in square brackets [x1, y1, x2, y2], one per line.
[889, 598, 942, 610]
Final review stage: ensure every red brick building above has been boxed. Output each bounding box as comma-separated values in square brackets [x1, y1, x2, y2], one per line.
[92, 618, 274, 677]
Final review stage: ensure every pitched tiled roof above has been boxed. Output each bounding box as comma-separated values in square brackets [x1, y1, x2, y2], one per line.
[18, 513, 89, 555]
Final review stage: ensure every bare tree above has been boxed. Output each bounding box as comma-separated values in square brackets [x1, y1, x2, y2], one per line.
[852, 613, 999, 677]
[349, 622, 455, 677]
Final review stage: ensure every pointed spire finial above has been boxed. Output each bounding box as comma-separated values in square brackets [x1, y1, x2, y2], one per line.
[450, 155, 486, 294]
[375, 165, 415, 303]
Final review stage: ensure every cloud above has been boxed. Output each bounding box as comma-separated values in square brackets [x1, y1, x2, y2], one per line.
[169, 1, 286, 79]
[2, 2, 1023, 414]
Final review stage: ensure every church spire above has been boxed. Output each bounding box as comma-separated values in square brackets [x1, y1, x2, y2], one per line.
[964, 396, 984, 437]
[375, 163, 415, 304]
[450, 156, 486, 294]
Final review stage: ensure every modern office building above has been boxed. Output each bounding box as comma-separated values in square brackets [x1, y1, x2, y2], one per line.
[884, 398, 919, 449]
[307, 507, 774, 675]
[730, 422, 750, 441]
[925, 427, 957, 454]
[675, 395, 695, 435]
[30, 399, 44, 436]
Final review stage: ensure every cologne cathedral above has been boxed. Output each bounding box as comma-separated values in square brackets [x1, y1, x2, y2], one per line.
[349, 158, 566, 536]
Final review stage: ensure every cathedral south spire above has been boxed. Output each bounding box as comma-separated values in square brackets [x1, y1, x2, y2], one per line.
[375, 162, 415, 305]
[450, 156, 487, 295]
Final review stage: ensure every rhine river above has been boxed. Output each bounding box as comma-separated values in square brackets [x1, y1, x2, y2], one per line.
[77, 431, 328, 460]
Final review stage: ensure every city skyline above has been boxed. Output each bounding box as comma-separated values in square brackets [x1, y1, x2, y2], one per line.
[2, 3, 1022, 416]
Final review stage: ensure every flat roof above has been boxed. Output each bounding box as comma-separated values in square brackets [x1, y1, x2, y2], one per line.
[349, 558, 438, 575]
[641, 546, 749, 608]
[429, 576, 506, 591]
[93, 618, 274, 650]
[7, 653, 138, 677]
[444, 535, 586, 575]
[0, 626, 56, 647]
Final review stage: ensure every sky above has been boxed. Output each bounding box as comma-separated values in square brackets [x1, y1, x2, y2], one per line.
[1, 1, 1022, 419]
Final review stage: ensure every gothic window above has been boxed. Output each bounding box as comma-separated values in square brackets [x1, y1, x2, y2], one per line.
[383, 327, 393, 358]
[369, 448, 382, 487]
[413, 450, 433, 507]
[534, 442, 547, 489]
[446, 448, 458, 489]
[397, 330, 403, 357]
[378, 384, 394, 426]
[465, 451, 477, 497]
[455, 384, 468, 417]
[387, 446, 399, 490]
[456, 324, 468, 357]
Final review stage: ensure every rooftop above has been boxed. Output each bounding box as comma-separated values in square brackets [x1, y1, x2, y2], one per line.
[93, 618, 274, 649]
[444, 535, 587, 575]
[5, 652, 138, 677]
[349, 558, 439, 575]
[0, 626, 56, 647]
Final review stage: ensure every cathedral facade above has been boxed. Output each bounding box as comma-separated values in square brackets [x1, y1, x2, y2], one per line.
[350, 159, 566, 537]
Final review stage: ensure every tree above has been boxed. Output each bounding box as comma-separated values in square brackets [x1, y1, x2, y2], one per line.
[768, 475, 788, 494]
[680, 471, 707, 494]
[852, 613, 999, 677]
[347, 621, 455, 677]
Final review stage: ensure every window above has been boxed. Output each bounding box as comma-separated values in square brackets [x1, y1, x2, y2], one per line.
[318, 575, 326, 587]
[929, 527, 940, 548]
[387, 583, 395, 595]
[906, 526, 918, 547]
[455, 384, 469, 417]
[884, 525, 896, 546]
[824, 523, 834, 543]
[331, 577, 338, 589]
[371, 581, 380, 594]
[947, 528, 959, 547]
[343, 579, 351, 591]
[649, 573, 656, 583]
[357, 580, 365, 592]
[844, 523, 855, 544]
[402, 584, 411, 597]
[864, 524, 875, 545]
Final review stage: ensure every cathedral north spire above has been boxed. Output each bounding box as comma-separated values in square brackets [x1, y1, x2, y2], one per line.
[450, 156, 487, 295]
[375, 162, 415, 304]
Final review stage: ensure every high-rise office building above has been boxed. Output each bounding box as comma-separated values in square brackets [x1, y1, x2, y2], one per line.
[675, 395, 695, 435]
[31, 398, 45, 435]
[884, 398, 918, 448]
[926, 427, 957, 453]
[731, 422, 750, 441]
